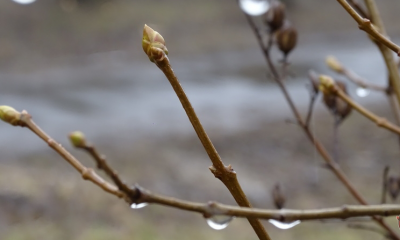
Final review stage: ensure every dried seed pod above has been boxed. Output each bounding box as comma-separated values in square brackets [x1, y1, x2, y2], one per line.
[276, 22, 298, 58]
[272, 183, 285, 209]
[388, 176, 400, 200]
[264, 1, 286, 32]
[322, 80, 352, 121]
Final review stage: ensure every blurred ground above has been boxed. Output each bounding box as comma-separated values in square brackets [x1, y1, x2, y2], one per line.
[1, 0, 400, 240]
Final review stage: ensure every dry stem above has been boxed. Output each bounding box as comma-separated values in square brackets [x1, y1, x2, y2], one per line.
[150, 52, 270, 239]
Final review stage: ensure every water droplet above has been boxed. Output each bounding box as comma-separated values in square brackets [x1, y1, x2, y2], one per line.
[239, 0, 270, 16]
[356, 88, 370, 98]
[268, 219, 301, 229]
[206, 215, 234, 230]
[130, 202, 148, 209]
[11, 0, 36, 4]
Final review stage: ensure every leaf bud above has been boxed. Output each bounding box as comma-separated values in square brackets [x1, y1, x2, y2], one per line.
[69, 131, 87, 148]
[0, 105, 22, 126]
[326, 55, 344, 73]
[142, 24, 168, 63]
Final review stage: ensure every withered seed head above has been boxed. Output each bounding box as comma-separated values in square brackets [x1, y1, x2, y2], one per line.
[272, 183, 285, 209]
[322, 80, 352, 121]
[276, 22, 298, 57]
[264, 1, 286, 32]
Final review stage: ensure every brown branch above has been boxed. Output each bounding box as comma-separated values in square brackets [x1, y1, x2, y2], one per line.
[320, 76, 400, 135]
[242, 12, 400, 240]
[16, 111, 125, 199]
[336, 0, 400, 109]
[336, 0, 400, 56]
[347, 0, 369, 18]
[142, 25, 270, 240]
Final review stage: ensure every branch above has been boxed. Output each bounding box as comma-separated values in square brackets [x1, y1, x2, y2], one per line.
[242, 11, 400, 240]
[336, 0, 400, 56]
[337, 0, 400, 109]
[347, 0, 369, 18]
[320, 75, 400, 136]
[326, 56, 387, 92]
[142, 25, 270, 240]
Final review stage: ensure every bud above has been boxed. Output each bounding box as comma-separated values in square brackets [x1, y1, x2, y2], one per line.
[321, 79, 352, 121]
[69, 131, 87, 148]
[264, 1, 286, 32]
[326, 56, 344, 73]
[0, 106, 22, 126]
[142, 24, 168, 63]
[318, 75, 335, 95]
[388, 176, 400, 200]
[276, 22, 297, 57]
[272, 183, 285, 209]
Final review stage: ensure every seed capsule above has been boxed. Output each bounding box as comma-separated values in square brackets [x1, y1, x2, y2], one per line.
[276, 23, 297, 58]
[322, 80, 352, 121]
[264, 1, 286, 32]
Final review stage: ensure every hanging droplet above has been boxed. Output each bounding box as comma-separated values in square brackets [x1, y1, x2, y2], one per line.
[206, 215, 234, 230]
[130, 202, 148, 209]
[11, 0, 36, 4]
[356, 88, 370, 98]
[268, 219, 301, 229]
[239, 0, 270, 16]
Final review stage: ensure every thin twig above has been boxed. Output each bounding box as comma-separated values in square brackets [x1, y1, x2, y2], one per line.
[348, 223, 391, 239]
[305, 70, 319, 127]
[336, 0, 400, 109]
[19, 111, 125, 199]
[382, 166, 389, 204]
[145, 27, 270, 240]
[342, 69, 386, 92]
[347, 0, 369, 18]
[325, 80, 400, 135]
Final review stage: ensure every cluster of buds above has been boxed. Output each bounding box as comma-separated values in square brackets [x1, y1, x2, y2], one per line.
[263, 1, 297, 59]
[319, 75, 352, 122]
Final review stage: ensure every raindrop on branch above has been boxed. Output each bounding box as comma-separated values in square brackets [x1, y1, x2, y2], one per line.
[356, 88, 370, 98]
[268, 219, 301, 229]
[11, 0, 36, 4]
[206, 215, 234, 230]
[130, 202, 148, 209]
[239, 0, 270, 16]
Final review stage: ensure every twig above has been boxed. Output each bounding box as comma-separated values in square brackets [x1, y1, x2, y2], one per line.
[382, 166, 389, 204]
[336, 0, 400, 55]
[17, 111, 125, 199]
[243, 12, 399, 240]
[347, 0, 369, 18]
[336, 0, 400, 109]
[305, 70, 319, 127]
[348, 223, 391, 239]
[142, 25, 270, 240]
[321, 77, 400, 135]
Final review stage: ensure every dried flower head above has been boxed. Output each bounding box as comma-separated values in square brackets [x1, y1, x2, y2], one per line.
[276, 22, 297, 58]
[0, 106, 22, 126]
[264, 1, 286, 32]
[142, 24, 169, 63]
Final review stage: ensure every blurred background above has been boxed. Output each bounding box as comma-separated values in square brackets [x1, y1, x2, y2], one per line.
[1, 0, 400, 239]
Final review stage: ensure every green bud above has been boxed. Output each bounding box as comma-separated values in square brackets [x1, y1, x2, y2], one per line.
[69, 131, 86, 148]
[0, 106, 21, 126]
[142, 24, 168, 62]
[318, 75, 335, 95]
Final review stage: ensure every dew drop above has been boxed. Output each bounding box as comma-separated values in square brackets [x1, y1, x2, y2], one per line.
[130, 202, 148, 209]
[239, 0, 270, 16]
[268, 219, 301, 229]
[11, 0, 36, 4]
[356, 88, 370, 98]
[206, 215, 234, 230]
